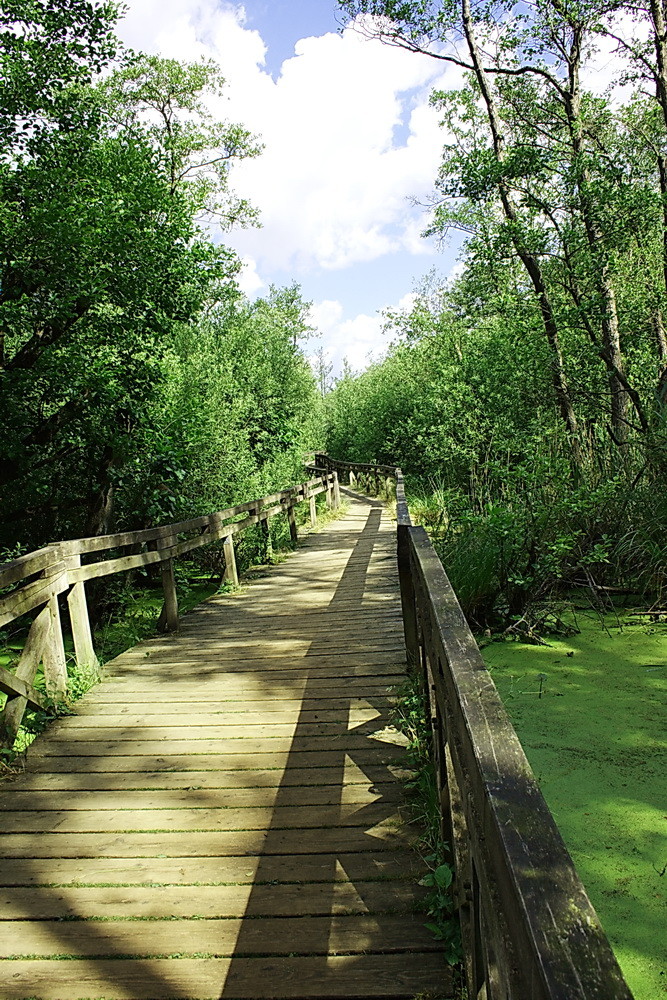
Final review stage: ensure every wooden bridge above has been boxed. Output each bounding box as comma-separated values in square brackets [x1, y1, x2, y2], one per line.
[0, 459, 633, 1000]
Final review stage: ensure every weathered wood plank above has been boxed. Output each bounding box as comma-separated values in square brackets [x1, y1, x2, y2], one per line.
[1, 954, 450, 1000]
[0, 663, 47, 710]
[0, 567, 69, 628]
[36, 720, 396, 742]
[0, 824, 416, 858]
[0, 914, 439, 958]
[29, 734, 408, 757]
[67, 700, 394, 717]
[0, 545, 56, 588]
[6, 763, 410, 792]
[0, 851, 419, 887]
[0, 801, 402, 833]
[20, 747, 407, 771]
[1, 879, 423, 919]
[0, 604, 52, 745]
[0, 782, 401, 811]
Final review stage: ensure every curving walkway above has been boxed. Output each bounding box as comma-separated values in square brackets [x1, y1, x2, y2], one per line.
[0, 493, 451, 1000]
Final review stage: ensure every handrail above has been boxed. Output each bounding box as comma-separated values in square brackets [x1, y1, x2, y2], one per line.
[0, 470, 339, 747]
[316, 454, 633, 1000]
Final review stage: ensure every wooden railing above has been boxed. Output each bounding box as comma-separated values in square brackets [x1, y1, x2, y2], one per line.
[0, 471, 339, 747]
[315, 454, 633, 1000]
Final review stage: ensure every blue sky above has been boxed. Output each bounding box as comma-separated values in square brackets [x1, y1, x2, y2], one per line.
[240, 0, 342, 77]
[116, 0, 465, 372]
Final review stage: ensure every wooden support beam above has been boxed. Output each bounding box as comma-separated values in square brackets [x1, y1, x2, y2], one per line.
[42, 589, 68, 701]
[0, 605, 51, 747]
[332, 473, 341, 508]
[66, 558, 99, 671]
[287, 503, 298, 545]
[223, 535, 238, 587]
[157, 557, 179, 634]
[0, 664, 47, 711]
[309, 494, 317, 527]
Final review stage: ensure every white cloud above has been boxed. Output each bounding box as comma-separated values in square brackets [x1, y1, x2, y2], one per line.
[236, 254, 265, 296]
[115, 2, 460, 275]
[308, 288, 423, 375]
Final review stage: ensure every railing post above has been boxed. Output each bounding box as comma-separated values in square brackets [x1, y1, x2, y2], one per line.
[397, 523, 419, 673]
[67, 556, 99, 671]
[43, 588, 68, 700]
[257, 501, 272, 562]
[223, 533, 239, 586]
[309, 490, 317, 527]
[326, 475, 333, 509]
[332, 472, 341, 508]
[158, 558, 179, 632]
[287, 495, 298, 545]
[349, 470, 356, 488]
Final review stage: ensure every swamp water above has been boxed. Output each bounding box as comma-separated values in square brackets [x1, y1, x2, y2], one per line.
[483, 611, 666, 1000]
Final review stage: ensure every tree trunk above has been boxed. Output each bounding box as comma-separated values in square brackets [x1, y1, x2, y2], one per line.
[564, 22, 630, 445]
[461, 0, 582, 471]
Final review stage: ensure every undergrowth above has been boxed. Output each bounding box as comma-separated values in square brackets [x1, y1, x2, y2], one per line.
[391, 672, 463, 970]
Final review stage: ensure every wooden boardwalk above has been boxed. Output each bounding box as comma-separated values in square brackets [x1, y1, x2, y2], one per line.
[0, 495, 450, 1000]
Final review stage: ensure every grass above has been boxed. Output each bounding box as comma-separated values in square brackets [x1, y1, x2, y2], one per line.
[482, 609, 666, 1000]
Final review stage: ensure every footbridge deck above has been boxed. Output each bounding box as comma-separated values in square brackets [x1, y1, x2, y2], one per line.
[0, 494, 449, 1000]
[0, 460, 634, 1000]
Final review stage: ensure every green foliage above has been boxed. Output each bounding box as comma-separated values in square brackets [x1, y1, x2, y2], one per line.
[392, 675, 462, 965]
[0, 3, 320, 565]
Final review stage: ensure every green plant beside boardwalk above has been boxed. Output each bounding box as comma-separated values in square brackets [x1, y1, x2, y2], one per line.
[483, 615, 666, 1000]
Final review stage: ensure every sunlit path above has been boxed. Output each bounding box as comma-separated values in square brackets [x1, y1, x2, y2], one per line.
[0, 493, 450, 1000]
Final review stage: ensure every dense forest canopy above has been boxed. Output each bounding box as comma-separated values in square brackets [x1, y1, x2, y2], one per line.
[327, 0, 667, 626]
[0, 0, 319, 553]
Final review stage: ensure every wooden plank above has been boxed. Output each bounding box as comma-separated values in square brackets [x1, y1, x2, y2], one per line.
[6, 763, 411, 791]
[0, 851, 420, 887]
[52, 710, 390, 728]
[117, 637, 404, 656]
[38, 720, 397, 741]
[1, 954, 450, 999]
[0, 801, 403, 833]
[75, 684, 399, 704]
[0, 567, 68, 628]
[0, 604, 51, 746]
[68, 698, 394, 716]
[1, 879, 424, 919]
[0, 824, 417, 858]
[0, 783, 401, 811]
[0, 546, 56, 588]
[21, 748, 407, 771]
[29, 734, 408, 757]
[0, 663, 47, 710]
[0, 913, 438, 959]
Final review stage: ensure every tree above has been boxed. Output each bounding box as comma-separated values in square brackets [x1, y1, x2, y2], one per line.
[0, 4, 259, 546]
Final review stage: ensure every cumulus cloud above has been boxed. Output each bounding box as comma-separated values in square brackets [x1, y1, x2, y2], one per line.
[236, 255, 265, 296]
[115, 2, 461, 276]
[308, 289, 424, 375]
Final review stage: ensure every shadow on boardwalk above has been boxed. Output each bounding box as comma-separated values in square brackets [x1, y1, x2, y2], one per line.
[0, 499, 448, 999]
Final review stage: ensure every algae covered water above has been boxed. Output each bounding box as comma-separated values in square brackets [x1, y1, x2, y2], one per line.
[483, 611, 666, 1000]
